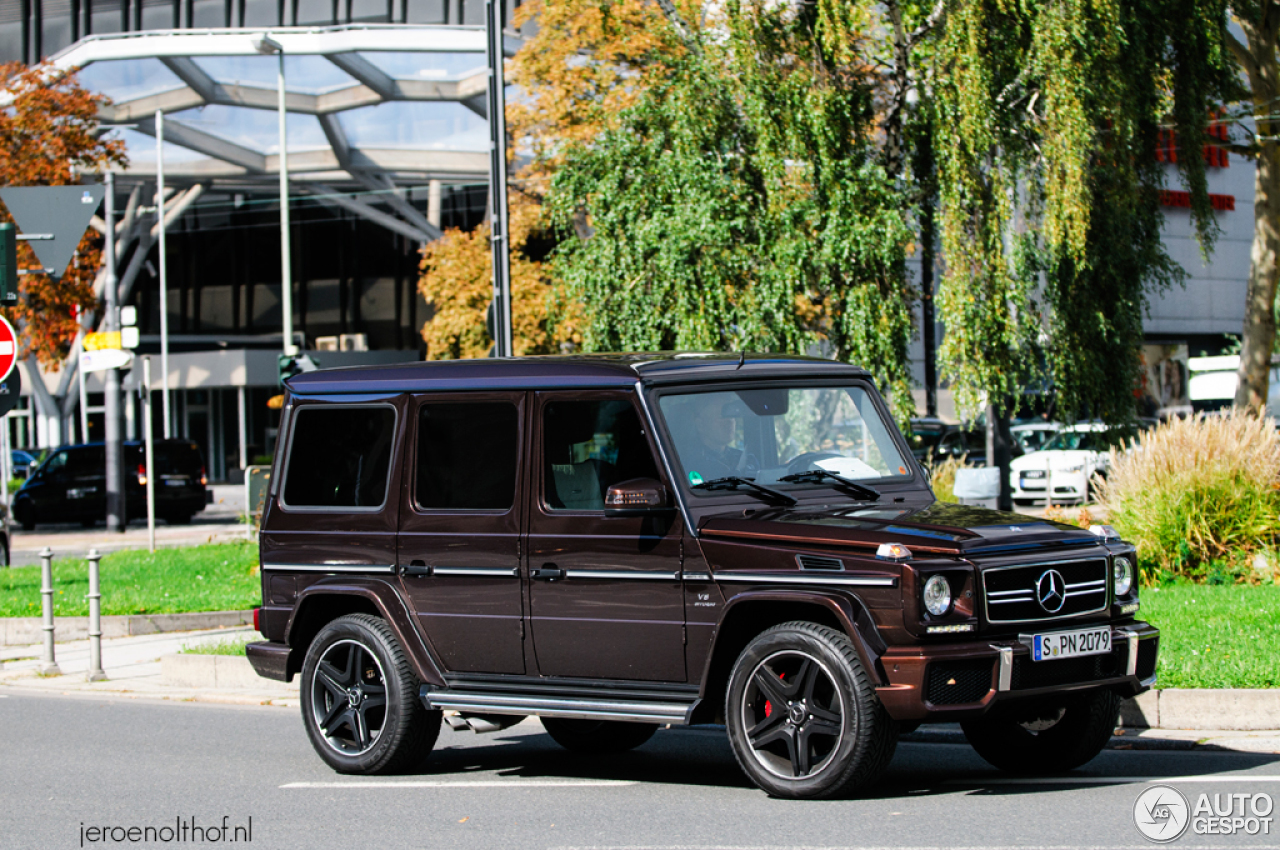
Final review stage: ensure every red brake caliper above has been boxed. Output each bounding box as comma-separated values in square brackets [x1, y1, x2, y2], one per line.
[764, 672, 785, 718]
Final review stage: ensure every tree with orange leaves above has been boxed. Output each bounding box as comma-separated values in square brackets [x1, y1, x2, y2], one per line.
[417, 0, 695, 359]
[0, 60, 126, 368]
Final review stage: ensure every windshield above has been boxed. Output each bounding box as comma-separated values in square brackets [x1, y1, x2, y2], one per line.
[656, 385, 911, 492]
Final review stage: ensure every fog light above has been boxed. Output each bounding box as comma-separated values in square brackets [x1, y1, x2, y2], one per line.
[1114, 556, 1134, 597]
[923, 574, 952, 616]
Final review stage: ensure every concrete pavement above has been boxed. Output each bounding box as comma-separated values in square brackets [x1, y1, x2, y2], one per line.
[2, 626, 1278, 756]
[5, 483, 252, 567]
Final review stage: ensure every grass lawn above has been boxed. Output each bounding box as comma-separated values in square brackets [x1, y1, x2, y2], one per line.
[181, 633, 255, 656]
[1140, 582, 1280, 689]
[0, 542, 260, 617]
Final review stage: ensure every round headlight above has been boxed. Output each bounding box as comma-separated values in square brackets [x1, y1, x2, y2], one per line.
[923, 574, 952, 616]
[1113, 557, 1134, 597]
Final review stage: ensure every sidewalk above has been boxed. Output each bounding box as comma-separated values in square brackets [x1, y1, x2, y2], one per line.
[2, 627, 1279, 755]
[0, 626, 296, 706]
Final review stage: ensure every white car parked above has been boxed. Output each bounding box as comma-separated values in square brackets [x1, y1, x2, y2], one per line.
[1009, 423, 1123, 505]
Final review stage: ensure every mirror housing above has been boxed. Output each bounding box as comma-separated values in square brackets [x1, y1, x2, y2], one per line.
[604, 477, 671, 515]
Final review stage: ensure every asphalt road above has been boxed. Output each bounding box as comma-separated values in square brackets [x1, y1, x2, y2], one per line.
[3, 692, 1279, 850]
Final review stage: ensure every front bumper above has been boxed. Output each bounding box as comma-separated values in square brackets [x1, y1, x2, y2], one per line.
[875, 621, 1158, 722]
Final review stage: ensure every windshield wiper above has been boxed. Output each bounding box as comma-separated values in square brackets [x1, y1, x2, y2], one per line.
[691, 476, 797, 506]
[777, 469, 881, 502]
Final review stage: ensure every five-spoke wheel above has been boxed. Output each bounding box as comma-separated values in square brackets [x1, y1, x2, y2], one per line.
[726, 621, 897, 799]
[300, 614, 440, 774]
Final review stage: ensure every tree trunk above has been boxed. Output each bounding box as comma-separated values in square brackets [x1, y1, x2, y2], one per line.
[1234, 18, 1280, 410]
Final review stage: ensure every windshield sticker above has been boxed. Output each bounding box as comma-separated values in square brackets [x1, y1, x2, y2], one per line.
[688, 470, 704, 485]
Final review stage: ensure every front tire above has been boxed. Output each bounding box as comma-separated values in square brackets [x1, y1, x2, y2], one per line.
[961, 689, 1121, 774]
[725, 621, 898, 799]
[300, 613, 440, 774]
[539, 718, 657, 754]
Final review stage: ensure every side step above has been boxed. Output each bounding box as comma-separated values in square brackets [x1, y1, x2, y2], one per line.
[420, 687, 699, 725]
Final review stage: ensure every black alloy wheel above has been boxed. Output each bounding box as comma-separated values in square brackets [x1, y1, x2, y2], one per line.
[300, 613, 440, 774]
[726, 621, 898, 799]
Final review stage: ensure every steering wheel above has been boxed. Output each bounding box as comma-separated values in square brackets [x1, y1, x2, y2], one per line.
[785, 451, 844, 475]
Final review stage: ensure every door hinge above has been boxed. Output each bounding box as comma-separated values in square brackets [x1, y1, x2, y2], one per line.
[682, 624, 687, 645]
[519, 619, 525, 640]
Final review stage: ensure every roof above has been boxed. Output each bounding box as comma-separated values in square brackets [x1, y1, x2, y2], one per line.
[285, 352, 872, 395]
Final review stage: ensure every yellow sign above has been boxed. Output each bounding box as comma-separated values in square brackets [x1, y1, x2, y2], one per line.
[84, 331, 121, 351]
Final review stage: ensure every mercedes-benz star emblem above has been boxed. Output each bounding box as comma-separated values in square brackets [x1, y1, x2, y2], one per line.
[1036, 569, 1067, 613]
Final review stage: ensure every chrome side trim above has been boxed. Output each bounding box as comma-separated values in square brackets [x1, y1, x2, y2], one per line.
[419, 687, 696, 725]
[714, 572, 898, 588]
[994, 645, 1013, 692]
[262, 563, 395, 574]
[432, 567, 519, 578]
[1119, 628, 1140, 677]
[564, 569, 680, 581]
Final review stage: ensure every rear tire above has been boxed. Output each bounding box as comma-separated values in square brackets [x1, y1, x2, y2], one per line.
[539, 717, 658, 754]
[300, 613, 440, 775]
[961, 689, 1121, 774]
[725, 621, 898, 799]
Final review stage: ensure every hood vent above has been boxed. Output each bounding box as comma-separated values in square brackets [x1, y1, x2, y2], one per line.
[796, 555, 844, 571]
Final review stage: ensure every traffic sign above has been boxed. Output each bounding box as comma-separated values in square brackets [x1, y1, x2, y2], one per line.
[84, 331, 122, 351]
[0, 185, 105, 281]
[0, 365, 20, 417]
[0, 314, 17, 383]
[81, 349, 133, 372]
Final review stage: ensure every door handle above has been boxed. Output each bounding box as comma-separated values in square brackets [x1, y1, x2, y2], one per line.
[401, 560, 431, 578]
[531, 564, 564, 581]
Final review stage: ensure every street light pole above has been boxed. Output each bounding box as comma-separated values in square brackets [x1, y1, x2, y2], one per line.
[103, 171, 124, 532]
[485, 0, 513, 358]
[156, 109, 172, 438]
[253, 34, 295, 357]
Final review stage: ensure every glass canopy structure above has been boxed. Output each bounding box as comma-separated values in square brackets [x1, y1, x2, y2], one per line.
[49, 24, 515, 241]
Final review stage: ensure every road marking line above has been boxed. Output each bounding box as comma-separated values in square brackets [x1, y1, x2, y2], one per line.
[945, 774, 1280, 785]
[281, 779, 637, 789]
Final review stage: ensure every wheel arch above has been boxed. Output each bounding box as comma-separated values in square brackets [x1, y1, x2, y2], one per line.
[284, 579, 445, 685]
[691, 590, 887, 725]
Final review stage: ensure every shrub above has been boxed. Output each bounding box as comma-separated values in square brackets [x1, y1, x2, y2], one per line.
[928, 455, 965, 503]
[1096, 411, 1280, 584]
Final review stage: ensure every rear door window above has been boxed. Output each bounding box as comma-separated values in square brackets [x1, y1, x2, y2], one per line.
[282, 405, 397, 509]
[415, 401, 519, 510]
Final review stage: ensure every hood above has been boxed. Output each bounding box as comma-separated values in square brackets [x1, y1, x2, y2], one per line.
[698, 500, 1099, 557]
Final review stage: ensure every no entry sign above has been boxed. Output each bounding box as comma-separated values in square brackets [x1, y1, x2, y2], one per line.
[0, 314, 15, 383]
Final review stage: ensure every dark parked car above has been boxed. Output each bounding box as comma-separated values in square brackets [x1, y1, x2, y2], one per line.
[248, 354, 1157, 799]
[908, 417, 990, 466]
[13, 440, 208, 530]
[10, 449, 38, 479]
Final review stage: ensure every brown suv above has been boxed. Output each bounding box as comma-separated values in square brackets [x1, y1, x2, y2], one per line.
[247, 354, 1157, 799]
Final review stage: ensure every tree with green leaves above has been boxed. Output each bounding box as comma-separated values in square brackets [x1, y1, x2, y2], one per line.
[546, 0, 919, 421]
[1227, 3, 1280, 410]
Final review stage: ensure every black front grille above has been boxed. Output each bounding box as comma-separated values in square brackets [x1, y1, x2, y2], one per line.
[983, 558, 1109, 623]
[1011, 650, 1123, 690]
[1137, 637, 1159, 680]
[925, 659, 994, 705]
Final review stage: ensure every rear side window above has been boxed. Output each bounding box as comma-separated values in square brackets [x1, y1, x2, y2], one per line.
[415, 402, 519, 510]
[283, 406, 397, 509]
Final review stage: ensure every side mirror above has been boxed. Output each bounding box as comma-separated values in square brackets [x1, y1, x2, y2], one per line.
[604, 478, 671, 515]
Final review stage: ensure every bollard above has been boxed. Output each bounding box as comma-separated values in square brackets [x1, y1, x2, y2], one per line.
[38, 547, 60, 676]
[86, 549, 106, 682]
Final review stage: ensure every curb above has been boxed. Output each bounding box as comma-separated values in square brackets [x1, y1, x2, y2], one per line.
[161, 654, 295, 693]
[1122, 689, 1280, 731]
[0, 610, 253, 646]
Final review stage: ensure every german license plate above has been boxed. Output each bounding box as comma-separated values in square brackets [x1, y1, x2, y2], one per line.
[1021, 470, 1045, 479]
[67, 487, 96, 499]
[1028, 626, 1111, 662]
[164, 478, 187, 487]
